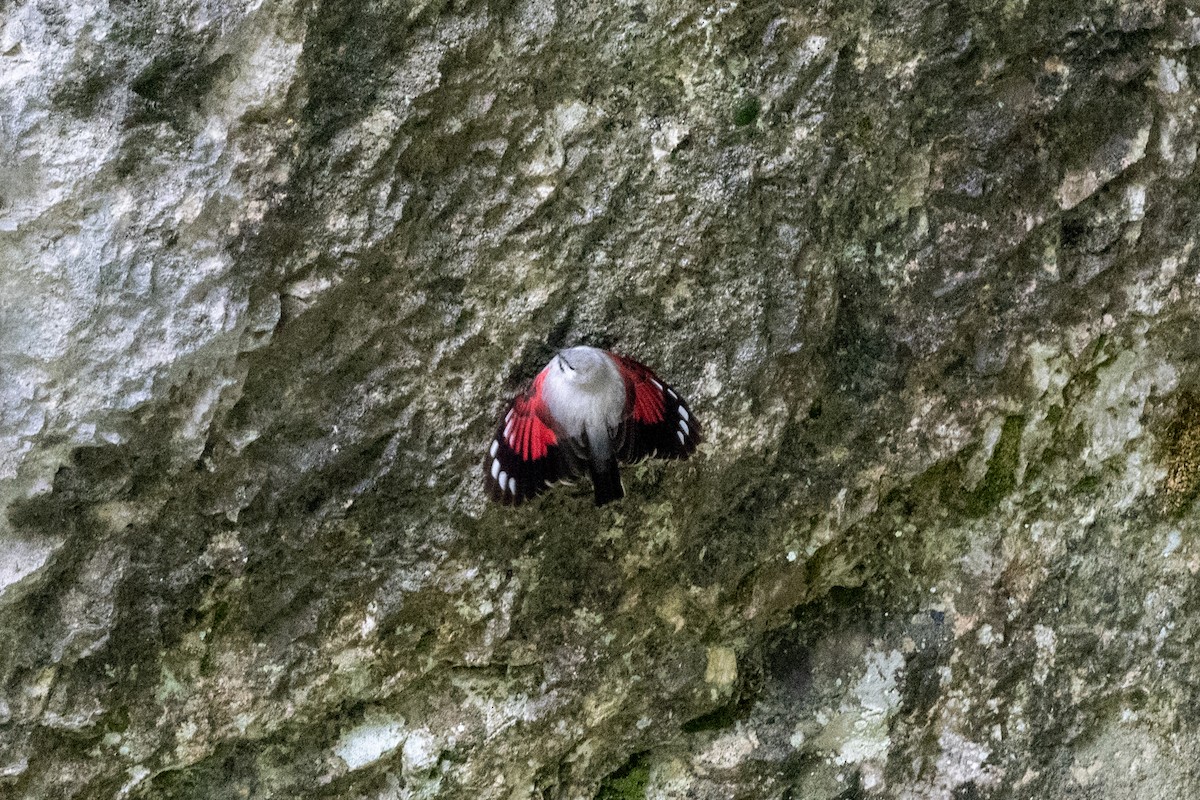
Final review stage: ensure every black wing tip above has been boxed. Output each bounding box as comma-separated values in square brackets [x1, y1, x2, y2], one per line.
[618, 385, 702, 464]
[483, 461, 545, 506]
[483, 424, 580, 507]
[666, 415, 702, 460]
[484, 475, 523, 506]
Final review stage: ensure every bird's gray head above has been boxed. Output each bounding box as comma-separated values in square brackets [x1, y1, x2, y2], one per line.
[553, 346, 611, 387]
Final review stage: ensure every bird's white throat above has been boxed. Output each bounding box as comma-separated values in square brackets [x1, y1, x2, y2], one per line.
[541, 346, 626, 455]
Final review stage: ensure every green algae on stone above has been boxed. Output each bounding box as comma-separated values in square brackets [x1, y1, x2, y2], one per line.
[732, 95, 761, 127]
[964, 415, 1025, 517]
[1160, 390, 1200, 514]
[596, 752, 650, 800]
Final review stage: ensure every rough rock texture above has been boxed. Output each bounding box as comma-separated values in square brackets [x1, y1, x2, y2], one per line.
[4, 0, 1200, 797]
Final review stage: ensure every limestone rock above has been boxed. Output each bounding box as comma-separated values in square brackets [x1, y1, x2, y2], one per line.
[3, 0, 1200, 798]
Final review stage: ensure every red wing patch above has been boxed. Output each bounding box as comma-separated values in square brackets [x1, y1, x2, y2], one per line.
[484, 370, 580, 505]
[612, 353, 702, 463]
[505, 372, 557, 460]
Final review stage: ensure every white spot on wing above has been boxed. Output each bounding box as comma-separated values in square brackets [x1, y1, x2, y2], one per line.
[491, 459, 501, 479]
[667, 388, 678, 399]
[679, 406, 689, 422]
[498, 470, 509, 492]
[652, 379, 663, 390]
[680, 420, 690, 436]
[508, 477, 516, 495]
[505, 409, 514, 423]
[490, 440, 499, 457]
[504, 420, 514, 440]
[677, 431, 686, 445]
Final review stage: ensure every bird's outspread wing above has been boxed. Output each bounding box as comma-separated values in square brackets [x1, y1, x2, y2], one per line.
[484, 369, 583, 505]
[610, 352, 702, 463]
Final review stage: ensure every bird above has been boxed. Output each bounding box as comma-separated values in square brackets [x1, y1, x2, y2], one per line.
[484, 346, 701, 506]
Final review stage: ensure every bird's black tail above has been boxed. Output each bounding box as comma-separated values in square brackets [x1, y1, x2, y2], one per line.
[590, 459, 625, 506]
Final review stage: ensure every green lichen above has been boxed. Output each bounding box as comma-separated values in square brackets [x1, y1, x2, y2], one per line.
[1160, 390, 1200, 514]
[595, 753, 650, 800]
[964, 415, 1024, 517]
[732, 95, 760, 126]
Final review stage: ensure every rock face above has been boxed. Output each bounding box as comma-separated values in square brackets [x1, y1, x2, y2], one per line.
[3, 0, 1200, 797]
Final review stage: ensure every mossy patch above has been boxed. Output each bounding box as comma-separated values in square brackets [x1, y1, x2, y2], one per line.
[732, 95, 761, 126]
[964, 415, 1024, 517]
[595, 751, 650, 799]
[1159, 390, 1200, 514]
